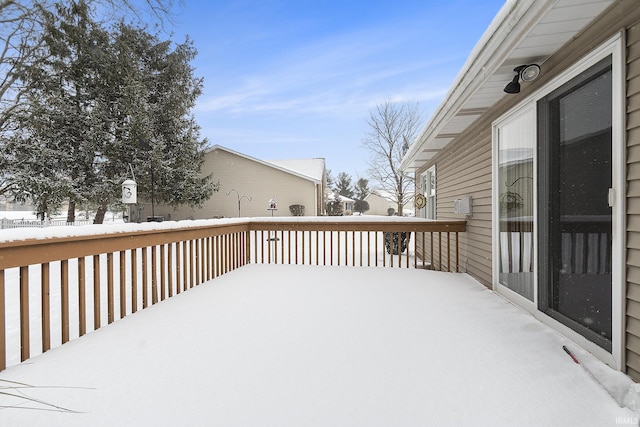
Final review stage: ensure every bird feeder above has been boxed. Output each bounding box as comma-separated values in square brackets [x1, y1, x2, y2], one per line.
[122, 179, 137, 204]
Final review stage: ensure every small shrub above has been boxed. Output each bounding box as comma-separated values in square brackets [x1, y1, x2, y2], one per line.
[289, 204, 305, 216]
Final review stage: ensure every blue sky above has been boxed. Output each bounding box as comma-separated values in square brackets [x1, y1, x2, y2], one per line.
[167, 0, 505, 179]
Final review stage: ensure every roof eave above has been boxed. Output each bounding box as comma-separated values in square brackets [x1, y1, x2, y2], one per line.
[400, 0, 555, 171]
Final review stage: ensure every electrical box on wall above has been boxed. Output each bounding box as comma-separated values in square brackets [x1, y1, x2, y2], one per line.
[454, 196, 472, 215]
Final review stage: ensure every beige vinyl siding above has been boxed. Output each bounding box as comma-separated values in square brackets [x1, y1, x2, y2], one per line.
[415, 124, 494, 287]
[154, 148, 318, 220]
[628, 20, 640, 381]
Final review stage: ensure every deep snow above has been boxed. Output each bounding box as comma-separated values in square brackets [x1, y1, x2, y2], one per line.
[0, 264, 637, 426]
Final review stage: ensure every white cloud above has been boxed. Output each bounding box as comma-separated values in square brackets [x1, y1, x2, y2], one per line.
[194, 19, 462, 118]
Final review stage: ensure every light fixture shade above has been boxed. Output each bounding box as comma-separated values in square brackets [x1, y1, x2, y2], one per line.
[503, 74, 521, 94]
[520, 64, 540, 82]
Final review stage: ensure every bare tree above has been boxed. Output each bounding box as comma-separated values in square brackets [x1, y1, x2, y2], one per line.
[362, 101, 421, 215]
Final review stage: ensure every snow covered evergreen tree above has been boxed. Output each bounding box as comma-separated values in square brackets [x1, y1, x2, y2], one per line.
[5, 1, 216, 223]
[335, 172, 354, 199]
[354, 177, 369, 200]
[0, 0, 175, 201]
[94, 21, 216, 223]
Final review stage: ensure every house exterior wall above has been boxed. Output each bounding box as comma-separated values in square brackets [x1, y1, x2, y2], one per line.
[153, 148, 319, 220]
[625, 20, 640, 381]
[414, 1, 640, 378]
[365, 193, 397, 216]
[414, 127, 492, 285]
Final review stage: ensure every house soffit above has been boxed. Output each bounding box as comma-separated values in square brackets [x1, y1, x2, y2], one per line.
[401, 0, 616, 172]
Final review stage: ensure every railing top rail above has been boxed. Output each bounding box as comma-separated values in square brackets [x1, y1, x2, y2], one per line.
[0, 217, 466, 270]
[247, 218, 467, 232]
[0, 220, 250, 269]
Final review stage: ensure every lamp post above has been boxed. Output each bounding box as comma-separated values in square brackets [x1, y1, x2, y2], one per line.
[137, 136, 159, 221]
[226, 189, 252, 217]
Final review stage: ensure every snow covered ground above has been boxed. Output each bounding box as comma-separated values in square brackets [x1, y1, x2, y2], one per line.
[0, 263, 637, 426]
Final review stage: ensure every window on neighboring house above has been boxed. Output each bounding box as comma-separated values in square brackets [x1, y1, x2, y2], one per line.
[422, 166, 436, 219]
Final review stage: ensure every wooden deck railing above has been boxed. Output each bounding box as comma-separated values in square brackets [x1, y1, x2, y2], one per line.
[0, 218, 465, 371]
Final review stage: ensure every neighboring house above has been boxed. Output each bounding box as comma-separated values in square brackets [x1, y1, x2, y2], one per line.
[364, 190, 415, 216]
[326, 193, 355, 215]
[401, 0, 640, 380]
[154, 145, 326, 219]
[364, 191, 395, 216]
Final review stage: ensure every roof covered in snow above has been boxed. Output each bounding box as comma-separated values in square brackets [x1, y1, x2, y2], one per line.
[267, 158, 325, 182]
[207, 145, 325, 184]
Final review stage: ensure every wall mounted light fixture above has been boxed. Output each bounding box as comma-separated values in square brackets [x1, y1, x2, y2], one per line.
[504, 64, 541, 94]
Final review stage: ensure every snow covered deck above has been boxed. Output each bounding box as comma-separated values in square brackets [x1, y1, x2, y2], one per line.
[0, 264, 635, 426]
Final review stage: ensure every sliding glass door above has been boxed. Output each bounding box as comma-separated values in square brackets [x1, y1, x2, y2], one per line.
[538, 56, 613, 351]
[496, 108, 535, 301]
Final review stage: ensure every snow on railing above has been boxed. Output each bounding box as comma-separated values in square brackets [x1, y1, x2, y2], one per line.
[1, 218, 92, 229]
[0, 217, 466, 371]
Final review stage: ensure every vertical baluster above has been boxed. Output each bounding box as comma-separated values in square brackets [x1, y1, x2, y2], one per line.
[190, 240, 196, 288]
[160, 245, 167, 300]
[119, 251, 126, 318]
[244, 232, 250, 266]
[19, 266, 30, 361]
[183, 241, 189, 291]
[93, 255, 101, 330]
[168, 243, 175, 296]
[200, 239, 206, 281]
[455, 232, 460, 272]
[217, 235, 223, 276]
[375, 232, 379, 267]
[224, 234, 232, 273]
[41, 263, 50, 352]
[131, 249, 138, 313]
[351, 231, 355, 266]
[142, 247, 149, 306]
[438, 232, 442, 271]
[323, 231, 327, 266]
[397, 232, 401, 268]
[406, 232, 409, 268]
[447, 232, 451, 272]
[279, 230, 284, 265]
[430, 232, 434, 271]
[215, 235, 221, 277]
[233, 234, 238, 269]
[60, 260, 69, 343]
[152, 245, 158, 303]
[421, 232, 426, 269]
[176, 241, 183, 292]
[78, 257, 86, 337]
[416, 231, 421, 269]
